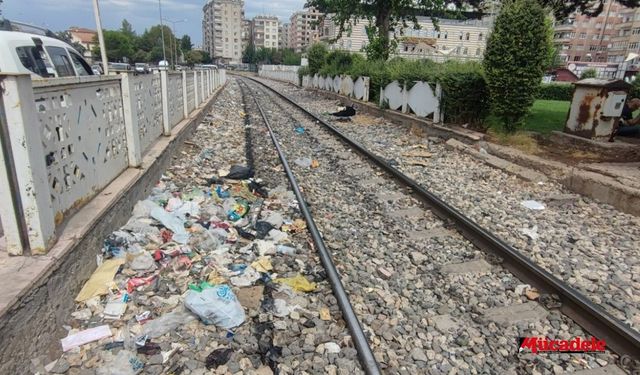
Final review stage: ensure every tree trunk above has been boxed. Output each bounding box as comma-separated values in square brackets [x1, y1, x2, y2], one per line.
[376, 2, 392, 60]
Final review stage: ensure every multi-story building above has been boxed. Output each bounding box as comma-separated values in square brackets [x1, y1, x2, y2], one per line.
[241, 19, 251, 53]
[202, 0, 244, 64]
[68, 27, 97, 61]
[395, 17, 491, 61]
[251, 15, 279, 49]
[320, 16, 490, 62]
[289, 7, 322, 52]
[552, 0, 626, 77]
[320, 17, 368, 53]
[279, 23, 290, 49]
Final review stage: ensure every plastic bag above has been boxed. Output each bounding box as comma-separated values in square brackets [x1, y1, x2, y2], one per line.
[294, 157, 312, 168]
[226, 165, 254, 180]
[150, 206, 190, 244]
[184, 285, 245, 329]
[142, 309, 197, 338]
[96, 350, 144, 375]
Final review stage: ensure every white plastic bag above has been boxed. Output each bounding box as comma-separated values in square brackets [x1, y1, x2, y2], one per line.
[184, 285, 245, 329]
[150, 206, 190, 244]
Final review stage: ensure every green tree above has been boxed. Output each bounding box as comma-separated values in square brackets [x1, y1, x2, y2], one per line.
[120, 19, 136, 40]
[306, 43, 328, 75]
[185, 49, 205, 65]
[92, 30, 135, 62]
[180, 35, 193, 52]
[580, 68, 597, 79]
[138, 25, 175, 63]
[282, 48, 301, 65]
[483, 0, 551, 132]
[242, 42, 257, 64]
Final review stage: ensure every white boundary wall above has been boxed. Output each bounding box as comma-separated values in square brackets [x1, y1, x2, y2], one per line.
[0, 68, 226, 255]
[259, 65, 300, 85]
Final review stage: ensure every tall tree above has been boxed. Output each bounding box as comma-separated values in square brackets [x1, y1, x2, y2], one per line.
[305, 0, 483, 60]
[242, 42, 257, 64]
[540, 0, 639, 19]
[180, 35, 193, 52]
[483, 0, 551, 132]
[92, 30, 135, 62]
[121, 19, 136, 39]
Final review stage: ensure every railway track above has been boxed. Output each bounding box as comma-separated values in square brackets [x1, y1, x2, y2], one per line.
[235, 75, 640, 374]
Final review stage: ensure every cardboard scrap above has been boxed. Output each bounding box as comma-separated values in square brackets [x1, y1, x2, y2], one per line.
[75, 259, 125, 302]
[61, 325, 112, 352]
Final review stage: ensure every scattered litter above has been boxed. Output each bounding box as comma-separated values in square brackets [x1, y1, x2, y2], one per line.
[320, 307, 331, 321]
[274, 274, 317, 292]
[184, 284, 245, 328]
[206, 348, 234, 369]
[236, 285, 264, 310]
[311, 159, 320, 168]
[225, 165, 254, 180]
[295, 127, 305, 134]
[525, 288, 540, 301]
[521, 226, 539, 240]
[402, 150, 433, 158]
[61, 325, 112, 352]
[331, 105, 356, 117]
[95, 350, 143, 375]
[142, 310, 197, 338]
[150, 205, 190, 244]
[251, 257, 273, 273]
[103, 300, 127, 320]
[520, 200, 546, 210]
[75, 259, 125, 302]
[324, 342, 341, 354]
[514, 284, 531, 296]
[294, 157, 313, 168]
[277, 245, 296, 255]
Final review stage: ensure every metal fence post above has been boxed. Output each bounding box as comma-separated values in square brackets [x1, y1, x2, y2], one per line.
[401, 83, 409, 113]
[0, 74, 56, 255]
[363, 77, 370, 102]
[160, 69, 171, 135]
[182, 70, 188, 118]
[120, 73, 143, 167]
[193, 70, 200, 107]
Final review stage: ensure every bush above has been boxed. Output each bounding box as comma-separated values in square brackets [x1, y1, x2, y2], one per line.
[630, 77, 640, 99]
[483, 0, 552, 132]
[537, 83, 573, 101]
[580, 68, 597, 79]
[306, 43, 328, 75]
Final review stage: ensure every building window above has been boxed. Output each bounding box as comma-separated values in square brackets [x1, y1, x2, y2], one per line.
[459, 31, 463, 40]
[475, 48, 481, 56]
[465, 32, 470, 40]
[574, 56, 581, 61]
[579, 32, 586, 39]
[463, 47, 468, 54]
[444, 32, 448, 39]
[478, 32, 483, 41]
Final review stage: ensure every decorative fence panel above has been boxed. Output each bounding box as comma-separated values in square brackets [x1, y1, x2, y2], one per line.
[0, 68, 226, 255]
[34, 78, 129, 221]
[186, 73, 196, 114]
[379, 80, 442, 122]
[132, 74, 163, 153]
[168, 73, 184, 128]
[302, 74, 370, 102]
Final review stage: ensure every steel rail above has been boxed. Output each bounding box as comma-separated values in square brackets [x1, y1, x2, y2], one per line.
[241, 76, 640, 365]
[239, 80, 382, 375]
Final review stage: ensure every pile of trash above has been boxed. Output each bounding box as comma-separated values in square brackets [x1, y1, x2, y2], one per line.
[49, 166, 326, 374]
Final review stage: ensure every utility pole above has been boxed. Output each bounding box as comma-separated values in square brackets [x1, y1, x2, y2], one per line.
[92, 0, 109, 74]
[158, 0, 167, 65]
[163, 18, 187, 67]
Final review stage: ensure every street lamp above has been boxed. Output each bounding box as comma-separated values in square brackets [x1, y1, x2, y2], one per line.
[163, 18, 187, 67]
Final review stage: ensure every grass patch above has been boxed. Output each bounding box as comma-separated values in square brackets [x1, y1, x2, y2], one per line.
[523, 100, 570, 134]
[486, 128, 540, 154]
[486, 99, 569, 135]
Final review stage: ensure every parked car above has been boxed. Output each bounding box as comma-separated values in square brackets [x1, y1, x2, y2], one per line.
[108, 62, 131, 73]
[134, 62, 150, 74]
[0, 19, 94, 78]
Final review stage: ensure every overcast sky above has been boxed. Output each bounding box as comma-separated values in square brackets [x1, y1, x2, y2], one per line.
[2, 0, 305, 46]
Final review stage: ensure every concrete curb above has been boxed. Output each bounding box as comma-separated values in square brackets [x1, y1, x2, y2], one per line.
[0, 83, 227, 373]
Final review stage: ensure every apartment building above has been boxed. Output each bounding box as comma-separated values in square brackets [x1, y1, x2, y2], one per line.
[202, 0, 244, 64]
[289, 7, 322, 52]
[279, 23, 291, 49]
[251, 15, 279, 49]
[320, 16, 490, 62]
[241, 19, 251, 53]
[68, 26, 97, 61]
